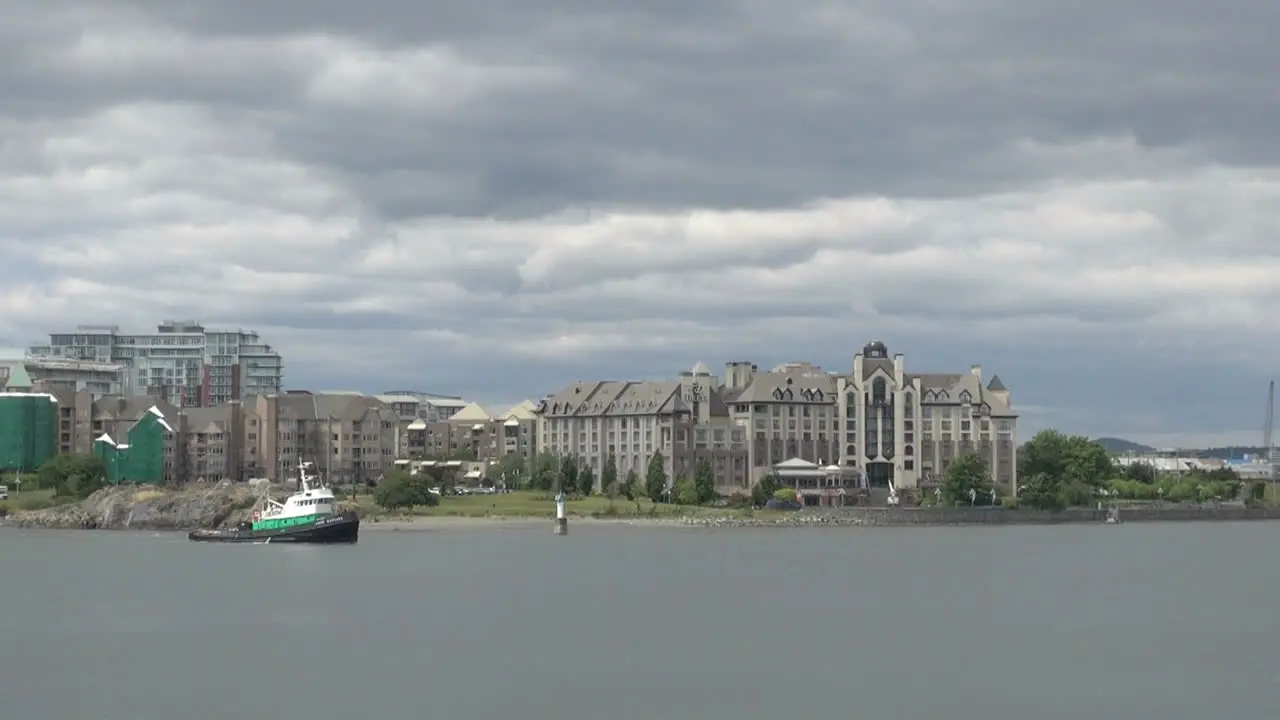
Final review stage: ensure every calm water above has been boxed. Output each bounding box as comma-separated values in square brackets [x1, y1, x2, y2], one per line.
[1, 522, 1278, 719]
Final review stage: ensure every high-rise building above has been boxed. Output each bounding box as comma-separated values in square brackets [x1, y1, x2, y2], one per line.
[28, 320, 284, 408]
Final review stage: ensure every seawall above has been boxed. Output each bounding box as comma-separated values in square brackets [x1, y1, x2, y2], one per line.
[681, 505, 1280, 528]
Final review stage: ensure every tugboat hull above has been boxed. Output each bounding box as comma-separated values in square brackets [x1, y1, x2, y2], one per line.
[188, 510, 360, 544]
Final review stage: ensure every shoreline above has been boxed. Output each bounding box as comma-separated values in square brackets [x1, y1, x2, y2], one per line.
[8, 506, 1280, 534]
[362, 515, 680, 531]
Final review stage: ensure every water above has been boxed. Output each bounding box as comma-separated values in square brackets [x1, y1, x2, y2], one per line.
[1, 522, 1278, 719]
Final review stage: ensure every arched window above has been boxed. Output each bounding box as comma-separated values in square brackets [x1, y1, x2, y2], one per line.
[872, 378, 887, 405]
[904, 391, 914, 416]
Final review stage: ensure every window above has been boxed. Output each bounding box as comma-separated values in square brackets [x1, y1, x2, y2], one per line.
[871, 378, 887, 405]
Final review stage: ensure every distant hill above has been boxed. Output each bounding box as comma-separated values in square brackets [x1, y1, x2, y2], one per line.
[1093, 437, 1155, 453]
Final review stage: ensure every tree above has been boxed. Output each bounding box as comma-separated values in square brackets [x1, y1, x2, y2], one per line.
[942, 452, 991, 505]
[644, 451, 668, 502]
[496, 453, 527, 488]
[623, 469, 643, 511]
[1021, 430, 1113, 488]
[1018, 430, 1114, 507]
[1124, 461, 1157, 485]
[601, 451, 618, 496]
[752, 471, 780, 507]
[38, 453, 108, 498]
[530, 453, 559, 492]
[1018, 473, 1065, 511]
[621, 468, 637, 500]
[579, 466, 597, 496]
[674, 475, 698, 505]
[373, 470, 440, 511]
[1247, 482, 1267, 506]
[559, 456, 579, 494]
[693, 459, 716, 504]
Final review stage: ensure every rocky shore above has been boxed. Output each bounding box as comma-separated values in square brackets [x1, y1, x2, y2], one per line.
[1, 483, 263, 530]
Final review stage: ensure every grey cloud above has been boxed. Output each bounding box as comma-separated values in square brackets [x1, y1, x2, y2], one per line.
[2, 0, 1279, 442]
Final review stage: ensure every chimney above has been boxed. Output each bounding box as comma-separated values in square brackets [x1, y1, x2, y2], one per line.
[970, 364, 982, 383]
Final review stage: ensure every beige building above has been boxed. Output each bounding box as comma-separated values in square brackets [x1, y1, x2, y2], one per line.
[405, 401, 538, 463]
[535, 364, 750, 492]
[251, 391, 402, 485]
[836, 341, 1018, 491]
[720, 360, 841, 476]
[535, 342, 1019, 497]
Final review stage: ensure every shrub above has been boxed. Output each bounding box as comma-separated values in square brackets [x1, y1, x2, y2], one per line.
[773, 487, 797, 503]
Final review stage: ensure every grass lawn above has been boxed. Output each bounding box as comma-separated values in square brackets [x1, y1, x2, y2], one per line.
[347, 490, 759, 520]
[0, 487, 58, 513]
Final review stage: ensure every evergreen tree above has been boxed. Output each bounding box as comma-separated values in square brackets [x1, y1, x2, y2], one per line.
[644, 451, 668, 502]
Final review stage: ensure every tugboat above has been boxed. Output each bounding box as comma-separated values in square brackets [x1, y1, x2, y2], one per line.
[189, 460, 359, 544]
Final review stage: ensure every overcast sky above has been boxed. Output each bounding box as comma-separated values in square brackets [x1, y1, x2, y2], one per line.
[1, 0, 1277, 447]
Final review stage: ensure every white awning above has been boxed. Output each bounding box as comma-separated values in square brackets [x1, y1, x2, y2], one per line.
[463, 470, 482, 479]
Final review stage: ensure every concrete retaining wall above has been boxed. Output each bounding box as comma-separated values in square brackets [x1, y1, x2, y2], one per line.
[680, 504, 1280, 528]
[823, 505, 1280, 526]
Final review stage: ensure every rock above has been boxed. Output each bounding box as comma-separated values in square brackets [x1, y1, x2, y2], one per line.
[4, 484, 261, 531]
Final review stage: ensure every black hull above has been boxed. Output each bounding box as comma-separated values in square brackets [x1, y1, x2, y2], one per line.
[188, 511, 360, 544]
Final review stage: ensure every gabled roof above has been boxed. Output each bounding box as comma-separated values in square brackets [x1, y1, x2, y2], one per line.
[775, 457, 819, 469]
[538, 380, 688, 418]
[0, 361, 33, 390]
[450, 402, 492, 422]
[269, 392, 396, 422]
[730, 369, 837, 404]
[502, 400, 538, 421]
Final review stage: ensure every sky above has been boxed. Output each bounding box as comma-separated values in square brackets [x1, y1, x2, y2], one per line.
[0, 1, 1277, 449]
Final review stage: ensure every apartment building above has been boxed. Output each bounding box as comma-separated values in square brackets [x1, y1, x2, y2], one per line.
[88, 395, 184, 483]
[404, 401, 538, 462]
[177, 403, 252, 483]
[379, 391, 470, 422]
[46, 388, 94, 456]
[535, 363, 750, 491]
[28, 320, 283, 408]
[721, 361, 841, 477]
[1, 358, 126, 398]
[251, 391, 401, 485]
[39, 389, 404, 485]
